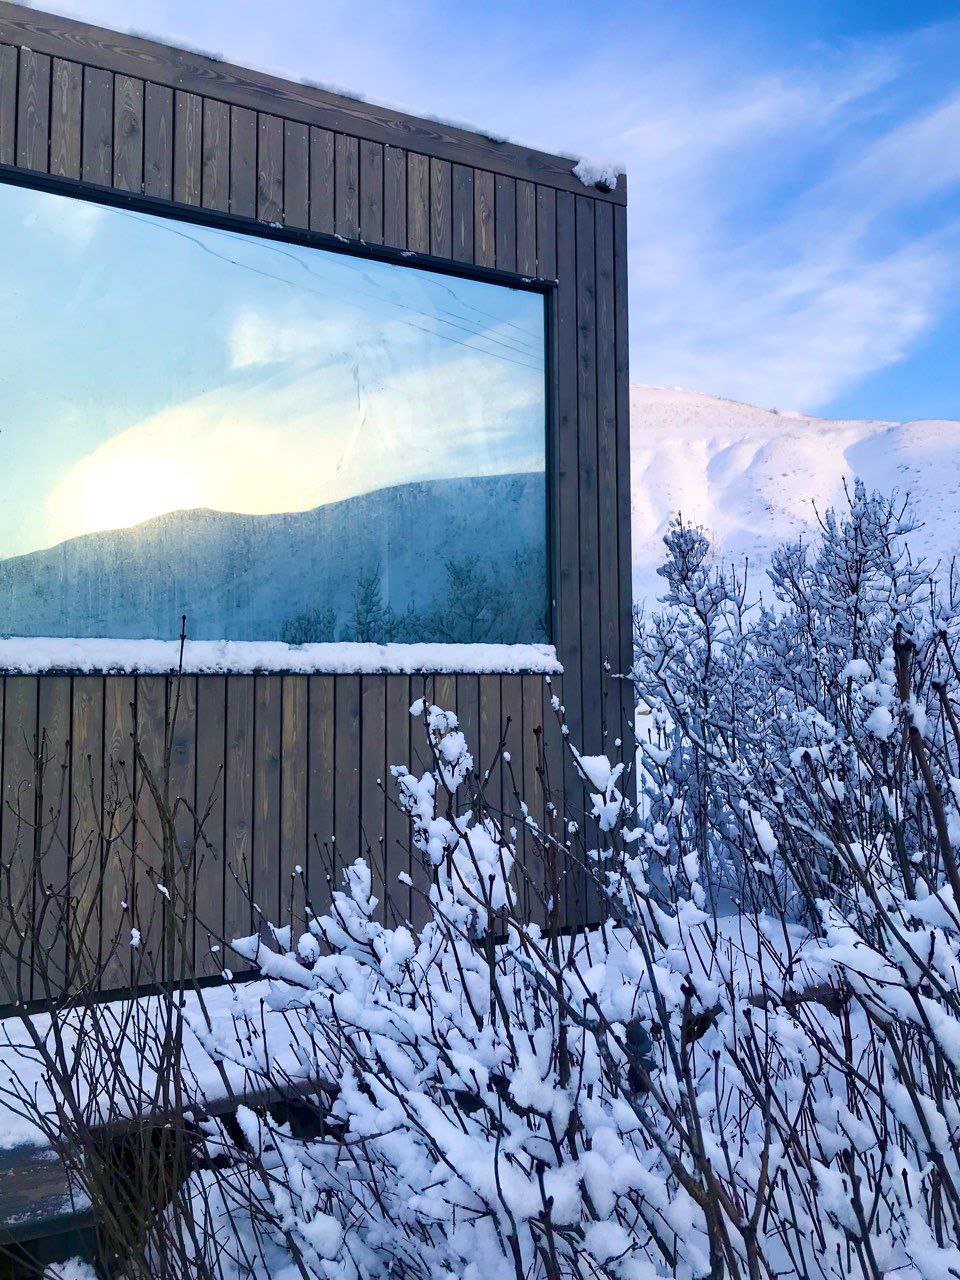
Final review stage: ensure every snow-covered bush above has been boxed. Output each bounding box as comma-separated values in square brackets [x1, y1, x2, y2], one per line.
[10, 485, 960, 1280]
[181, 484, 960, 1279]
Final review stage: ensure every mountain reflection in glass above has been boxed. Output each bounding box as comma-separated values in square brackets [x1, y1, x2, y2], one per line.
[0, 183, 548, 646]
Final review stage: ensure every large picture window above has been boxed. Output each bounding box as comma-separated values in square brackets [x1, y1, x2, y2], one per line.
[0, 182, 548, 651]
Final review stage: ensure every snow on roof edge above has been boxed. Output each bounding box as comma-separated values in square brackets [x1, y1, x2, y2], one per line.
[0, 637, 563, 677]
[23, 4, 625, 186]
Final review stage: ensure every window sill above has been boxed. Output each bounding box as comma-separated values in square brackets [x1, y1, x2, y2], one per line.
[0, 638, 562, 677]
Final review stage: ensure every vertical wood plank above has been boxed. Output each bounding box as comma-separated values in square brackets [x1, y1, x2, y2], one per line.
[35, 677, 72, 1002]
[71, 677, 104, 988]
[383, 675, 410, 925]
[478, 675, 503, 820]
[408, 676, 434, 930]
[283, 119, 309, 228]
[360, 676, 386, 916]
[280, 675, 308, 934]
[429, 157, 451, 258]
[614, 203, 634, 761]
[169, 675, 197, 975]
[500, 675, 524, 897]
[50, 58, 81, 179]
[82, 66, 113, 186]
[521, 673, 545, 925]
[456, 676, 481, 777]
[306, 676, 335, 911]
[595, 201, 620, 738]
[133, 676, 165, 983]
[554, 191, 584, 924]
[143, 82, 173, 199]
[101, 677, 135, 991]
[576, 196, 601, 754]
[173, 90, 201, 204]
[112, 74, 143, 194]
[223, 676, 254, 951]
[16, 49, 50, 173]
[359, 138, 383, 244]
[257, 112, 283, 223]
[536, 185, 557, 280]
[451, 163, 473, 264]
[383, 145, 407, 249]
[474, 169, 495, 268]
[495, 174, 517, 272]
[335, 132, 359, 238]
[252, 677, 282, 933]
[309, 126, 335, 234]
[1, 678, 37, 1004]
[229, 105, 256, 216]
[0, 44, 16, 165]
[195, 676, 226, 974]
[407, 152, 429, 254]
[333, 676, 361, 889]
[517, 180, 537, 276]
[201, 97, 230, 211]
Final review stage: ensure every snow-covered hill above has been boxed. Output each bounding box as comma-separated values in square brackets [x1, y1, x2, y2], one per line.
[631, 385, 960, 608]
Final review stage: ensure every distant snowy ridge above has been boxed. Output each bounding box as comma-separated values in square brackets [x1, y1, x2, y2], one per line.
[631, 384, 960, 608]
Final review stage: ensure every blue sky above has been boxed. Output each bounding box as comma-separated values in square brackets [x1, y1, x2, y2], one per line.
[32, 0, 960, 422]
[0, 183, 544, 558]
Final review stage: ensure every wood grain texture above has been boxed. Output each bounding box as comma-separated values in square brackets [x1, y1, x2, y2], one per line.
[252, 677, 281, 932]
[1, 677, 37, 1002]
[283, 118, 308, 228]
[516, 179, 536, 276]
[33, 676, 71, 1002]
[112, 73, 142, 192]
[223, 676, 254, 947]
[306, 675, 335, 908]
[173, 89, 200, 204]
[474, 168, 495, 268]
[495, 173, 516, 272]
[359, 137, 383, 244]
[81, 64, 112, 185]
[101, 675, 135, 990]
[0, 43, 16, 164]
[429, 156, 451, 258]
[279, 675, 308, 930]
[194, 676, 226, 973]
[383, 144, 406, 249]
[406, 150, 429, 254]
[229, 104, 255, 216]
[451, 162, 473, 264]
[143, 81, 172, 198]
[308, 125, 334, 233]
[132, 675, 165, 983]
[16, 47, 49, 171]
[50, 57, 81, 177]
[334, 131, 359, 238]
[257, 111, 283, 223]
[201, 96, 229, 210]
[383, 675, 410, 924]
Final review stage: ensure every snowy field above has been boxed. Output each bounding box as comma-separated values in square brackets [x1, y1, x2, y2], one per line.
[631, 384, 960, 607]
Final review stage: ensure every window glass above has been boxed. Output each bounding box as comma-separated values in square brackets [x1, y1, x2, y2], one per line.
[0, 183, 548, 646]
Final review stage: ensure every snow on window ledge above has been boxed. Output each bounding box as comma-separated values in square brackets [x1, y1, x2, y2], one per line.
[0, 638, 563, 676]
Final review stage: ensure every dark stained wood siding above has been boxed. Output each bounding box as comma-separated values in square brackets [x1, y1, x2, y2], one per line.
[0, 5, 631, 1004]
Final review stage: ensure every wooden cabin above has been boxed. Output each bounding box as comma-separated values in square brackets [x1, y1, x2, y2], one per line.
[0, 1, 631, 1012]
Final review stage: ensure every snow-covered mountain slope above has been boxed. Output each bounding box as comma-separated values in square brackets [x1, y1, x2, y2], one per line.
[631, 384, 960, 608]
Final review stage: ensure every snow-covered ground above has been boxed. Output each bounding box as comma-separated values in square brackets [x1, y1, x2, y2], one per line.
[631, 384, 960, 608]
